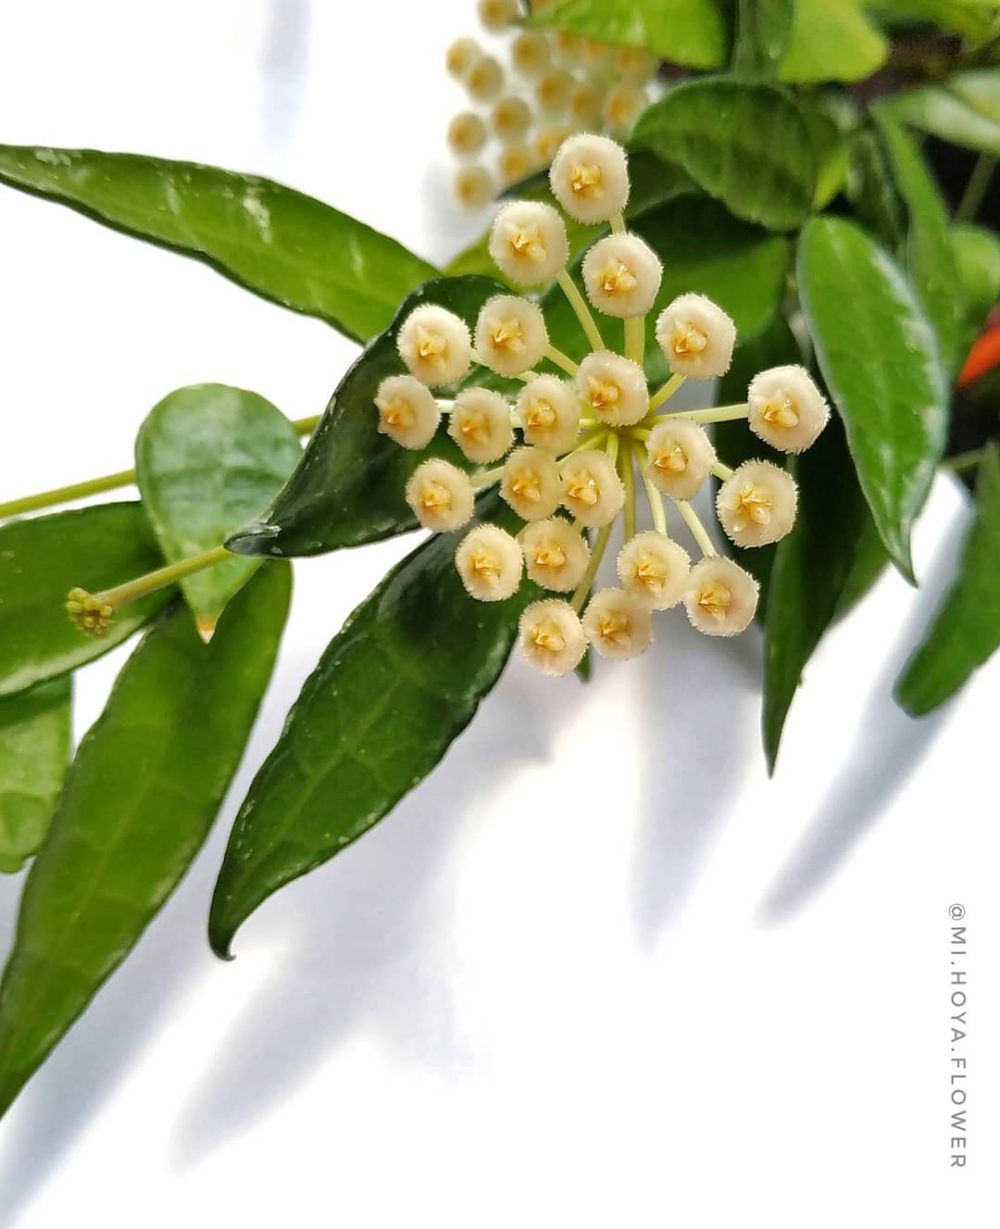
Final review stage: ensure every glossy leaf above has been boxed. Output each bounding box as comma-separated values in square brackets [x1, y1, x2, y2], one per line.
[0, 146, 437, 343]
[227, 275, 507, 559]
[797, 217, 948, 581]
[529, 0, 726, 69]
[210, 500, 529, 957]
[732, 0, 795, 79]
[888, 73, 1000, 157]
[896, 445, 1000, 715]
[632, 79, 816, 230]
[0, 679, 72, 874]
[135, 384, 302, 635]
[0, 563, 291, 1116]
[951, 223, 1000, 361]
[0, 503, 170, 699]
[779, 0, 888, 84]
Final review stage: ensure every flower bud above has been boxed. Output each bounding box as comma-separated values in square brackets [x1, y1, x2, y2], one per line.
[489, 200, 569, 286]
[498, 145, 536, 187]
[405, 458, 476, 532]
[552, 30, 584, 66]
[511, 30, 551, 77]
[477, 0, 519, 32]
[581, 233, 662, 318]
[397, 304, 472, 386]
[617, 531, 690, 610]
[466, 54, 504, 103]
[374, 374, 441, 450]
[582, 587, 653, 660]
[448, 388, 515, 463]
[568, 80, 605, 128]
[655, 293, 736, 380]
[645, 418, 715, 500]
[579, 38, 613, 74]
[560, 450, 624, 527]
[616, 47, 657, 82]
[501, 446, 562, 520]
[549, 133, 629, 224]
[716, 460, 798, 548]
[446, 37, 481, 79]
[519, 599, 587, 676]
[603, 83, 648, 136]
[520, 517, 590, 591]
[683, 557, 759, 637]
[516, 375, 581, 453]
[454, 165, 495, 210]
[535, 125, 573, 167]
[492, 95, 533, 143]
[475, 294, 549, 376]
[448, 112, 488, 158]
[747, 365, 829, 453]
[455, 523, 523, 601]
[535, 69, 574, 114]
[576, 351, 648, 427]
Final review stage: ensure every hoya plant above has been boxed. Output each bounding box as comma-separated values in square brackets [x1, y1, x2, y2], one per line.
[0, 0, 997, 1123]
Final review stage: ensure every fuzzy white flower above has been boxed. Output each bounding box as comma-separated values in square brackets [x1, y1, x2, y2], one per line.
[535, 125, 572, 167]
[498, 145, 535, 187]
[580, 38, 614, 74]
[582, 233, 662, 318]
[511, 30, 551, 77]
[516, 375, 580, 453]
[748, 365, 830, 454]
[447, 112, 488, 159]
[577, 351, 648, 427]
[603, 83, 648, 136]
[616, 531, 691, 610]
[446, 37, 481, 79]
[466, 54, 504, 103]
[397, 304, 472, 387]
[645, 418, 716, 500]
[568, 80, 604, 128]
[655, 293, 736, 380]
[553, 30, 584, 65]
[520, 517, 591, 592]
[491, 95, 532, 144]
[582, 588, 653, 660]
[448, 388, 514, 464]
[716, 460, 799, 549]
[560, 450, 624, 527]
[405, 458, 475, 532]
[374, 375, 440, 450]
[489, 201, 568, 287]
[477, 0, 519, 31]
[535, 69, 574, 115]
[454, 165, 495, 210]
[519, 599, 587, 676]
[549, 133, 630, 224]
[683, 557, 759, 637]
[501, 446, 562, 521]
[475, 295, 549, 377]
[455, 523, 523, 601]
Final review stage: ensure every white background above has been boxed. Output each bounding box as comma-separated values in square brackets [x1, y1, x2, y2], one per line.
[0, 2, 997, 1225]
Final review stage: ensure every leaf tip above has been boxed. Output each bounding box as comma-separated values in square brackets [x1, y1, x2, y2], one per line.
[224, 522, 276, 557]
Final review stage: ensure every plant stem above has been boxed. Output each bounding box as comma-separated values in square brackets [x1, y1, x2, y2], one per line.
[100, 544, 231, 611]
[648, 373, 687, 412]
[545, 345, 579, 376]
[652, 402, 749, 425]
[620, 443, 636, 541]
[572, 522, 613, 613]
[946, 447, 984, 474]
[957, 155, 996, 223]
[610, 212, 627, 235]
[624, 316, 645, 367]
[637, 445, 668, 535]
[675, 500, 717, 557]
[712, 461, 735, 481]
[557, 268, 604, 351]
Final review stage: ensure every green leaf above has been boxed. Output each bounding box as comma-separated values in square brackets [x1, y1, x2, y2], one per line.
[951, 223, 1000, 360]
[632, 78, 816, 230]
[779, 0, 889, 83]
[0, 563, 291, 1116]
[887, 72, 1000, 157]
[799, 96, 851, 209]
[209, 500, 528, 957]
[871, 0, 998, 42]
[732, 0, 795, 79]
[135, 384, 302, 636]
[227, 275, 507, 559]
[797, 216, 949, 581]
[846, 125, 907, 250]
[0, 503, 171, 699]
[871, 111, 962, 377]
[529, 0, 727, 69]
[896, 444, 1000, 714]
[832, 510, 889, 619]
[763, 421, 875, 770]
[0, 146, 437, 344]
[0, 679, 72, 875]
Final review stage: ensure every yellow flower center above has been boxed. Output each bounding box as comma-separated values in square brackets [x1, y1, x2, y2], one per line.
[586, 376, 620, 412]
[731, 483, 772, 532]
[508, 224, 545, 264]
[633, 556, 666, 597]
[598, 259, 637, 297]
[510, 469, 541, 502]
[570, 161, 602, 199]
[761, 397, 799, 429]
[524, 397, 556, 431]
[379, 398, 412, 430]
[566, 472, 600, 507]
[457, 410, 489, 444]
[653, 443, 687, 474]
[598, 611, 631, 646]
[531, 620, 566, 653]
[415, 326, 447, 365]
[471, 549, 502, 583]
[420, 481, 452, 512]
[697, 582, 732, 621]
[490, 318, 525, 353]
[532, 542, 566, 571]
[671, 323, 707, 357]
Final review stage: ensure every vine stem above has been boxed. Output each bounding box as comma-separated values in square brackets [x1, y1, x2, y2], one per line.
[651, 403, 749, 425]
[675, 500, 717, 557]
[956, 154, 996, 223]
[649, 373, 687, 412]
[557, 268, 604, 352]
[571, 522, 613, 614]
[93, 544, 232, 612]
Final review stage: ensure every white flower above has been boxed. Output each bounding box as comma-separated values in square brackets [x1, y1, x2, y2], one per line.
[454, 165, 495, 210]
[446, 37, 481, 79]
[501, 446, 562, 520]
[577, 351, 648, 427]
[645, 418, 716, 500]
[498, 145, 536, 187]
[397, 304, 472, 387]
[455, 523, 523, 601]
[405, 458, 475, 532]
[553, 30, 584, 65]
[374, 375, 440, 450]
[568, 80, 604, 128]
[535, 69, 574, 115]
[466, 54, 504, 103]
[475, 295, 549, 377]
[516, 375, 580, 453]
[535, 125, 572, 167]
[491, 95, 532, 144]
[477, 0, 519, 31]
[580, 38, 614, 74]
[489, 201, 568, 287]
[520, 517, 590, 591]
[447, 112, 488, 158]
[581, 233, 662, 319]
[748, 365, 830, 454]
[683, 557, 759, 637]
[617, 531, 690, 610]
[519, 599, 587, 676]
[716, 460, 799, 548]
[511, 30, 551, 77]
[549, 133, 630, 224]
[655, 293, 736, 380]
[582, 588, 653, 660]
[616, 47, 658, 82]
[448, 388, 514, 464]
[560, 450, 624, 527]
[603, 83, 648, 136]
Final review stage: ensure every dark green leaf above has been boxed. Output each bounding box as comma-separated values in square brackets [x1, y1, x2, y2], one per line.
[832, 510, 889, 619]
[887, 73, 1000, 157]
[896, 445, 1000, 715]
[0, 146, 437, 343]
[210, 500, 528, 957]
[798, 96, 851, 209]
[779, 0, 888, 83]
[135, 384, 302, 635]
[951, 223, 1000, 361]
[227, 275, 507, 559]
[0, 679, 72, 874]
[846, 126, 907, 250]
[0, 503, 170, 699]
[0, 563, 291, 1116]
[872, 0, 997, 42]
[732, 0, 795, 79]
[632, 78, 816, 230]
[529, 0, 726, 69]
[797, 216, 949, 581]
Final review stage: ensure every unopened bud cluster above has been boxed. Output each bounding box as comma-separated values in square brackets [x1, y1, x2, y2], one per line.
[375, 134, 830, 677]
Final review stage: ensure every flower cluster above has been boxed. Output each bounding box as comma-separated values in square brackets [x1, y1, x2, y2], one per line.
[375, 133, 830, 677]
[445, 0, 657, 207]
